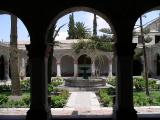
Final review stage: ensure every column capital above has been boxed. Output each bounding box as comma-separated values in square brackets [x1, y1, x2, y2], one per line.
[74, 59, 78, 64]
[25, 44, 50, 58]
[114, 42, 137, 57]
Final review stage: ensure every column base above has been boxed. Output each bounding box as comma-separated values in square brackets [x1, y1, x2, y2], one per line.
[113, 107, 138, 120]
[26, 108, 52, 120]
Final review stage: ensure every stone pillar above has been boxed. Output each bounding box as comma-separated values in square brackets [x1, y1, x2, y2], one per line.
[20, 58, 26, 79]
[113, 43, 138, 120]
[26, 44, 51, 120]
[56, 59, 61, 77]
[108, 59, 112, 77]
[74, 59, 78, 77]
[91, 60, 96, 76]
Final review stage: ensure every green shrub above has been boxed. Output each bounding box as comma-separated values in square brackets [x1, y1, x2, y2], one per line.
[134, 94, 148, 106]
[52, 77, 63, 82]
[133, 77, 145, 91]
[50, 89, 69, 108]
[3, 99, 26, 108]
[101, 95, 112, 107]
[133, 92, 160, 106]
[0, 85, 11, 92]
[51, 96, 66, 108]
[148, 80, 158, 89]
[0, 95, 8, 105]
[60, 89, 69, 99]
[98, 89, 112, 107]
[107, 77, 116, 86]
[20, 79, 30, 91]
[22, 95, 30, 107]
[133, 77, 160, 91]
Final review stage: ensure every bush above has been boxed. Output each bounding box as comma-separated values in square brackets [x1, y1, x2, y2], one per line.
[0, 85, 11, 92]
[133, 92, 160, 106]
[60, 89, 69, 99]
[22, 95, 30, 107]
[107, 77, 116, 86]
[52, 77, 63, 82]
[98, 89, 112, 107]
[148, 80, 158, 89]
[20, 79, 30, 91]
[51, 95, 66, 108]
[133, 93, 148, 106]
[0, 95, 8, 105]
[133, 77, 160, 91]
[133, 77, 145, 91]
[50, 89, 69, 108]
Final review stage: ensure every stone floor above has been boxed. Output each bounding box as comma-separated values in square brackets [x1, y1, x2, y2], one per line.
[0, 107, 160, 116]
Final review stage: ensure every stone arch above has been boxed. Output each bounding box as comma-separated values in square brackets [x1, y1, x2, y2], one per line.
[61, 55, 74, 77]
[95, 55, 109, 76]
[78, 54, 91, 77]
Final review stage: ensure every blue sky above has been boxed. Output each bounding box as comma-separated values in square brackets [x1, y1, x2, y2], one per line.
[0, 15, 29, 42]
[0, 10, 160, 42]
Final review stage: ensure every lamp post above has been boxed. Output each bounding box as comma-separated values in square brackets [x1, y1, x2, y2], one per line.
[140, 16, 149, 96]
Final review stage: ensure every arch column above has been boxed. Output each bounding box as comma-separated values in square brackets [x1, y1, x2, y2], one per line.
[56, 59, 61, 77]
[91, 60, 96, 76]
[26, 44, 51, 120]
[108, 58, 112, 77]
[74, 59, 78, 77]
[113, 42, 138, 120]
[19, 57, 26, 79]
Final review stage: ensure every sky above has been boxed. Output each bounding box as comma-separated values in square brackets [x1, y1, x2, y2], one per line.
[55, 11, 110, 40]
[0, 10, 160, 42]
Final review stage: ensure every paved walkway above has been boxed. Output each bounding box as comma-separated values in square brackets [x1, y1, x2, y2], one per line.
[65, 92, 100, 111]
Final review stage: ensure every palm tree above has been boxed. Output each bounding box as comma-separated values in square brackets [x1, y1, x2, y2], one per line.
[74, 22, 91, 39]
[47, 24, 65, 83]
[10, 15, 21, 96]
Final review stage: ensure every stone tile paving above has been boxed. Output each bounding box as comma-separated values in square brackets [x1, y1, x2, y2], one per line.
[0, 107, 160, 116]
[65, 92, 100, 110]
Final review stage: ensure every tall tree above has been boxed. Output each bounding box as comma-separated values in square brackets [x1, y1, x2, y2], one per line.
[140, 16, 149, 96]
[10, 15, 21, 96]
[93, 13, 97, 36]
[67, 13, 76, 39]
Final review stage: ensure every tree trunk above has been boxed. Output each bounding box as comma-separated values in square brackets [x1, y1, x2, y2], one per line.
[10, 15, 21, 96]
[140, 16, 149, 96]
